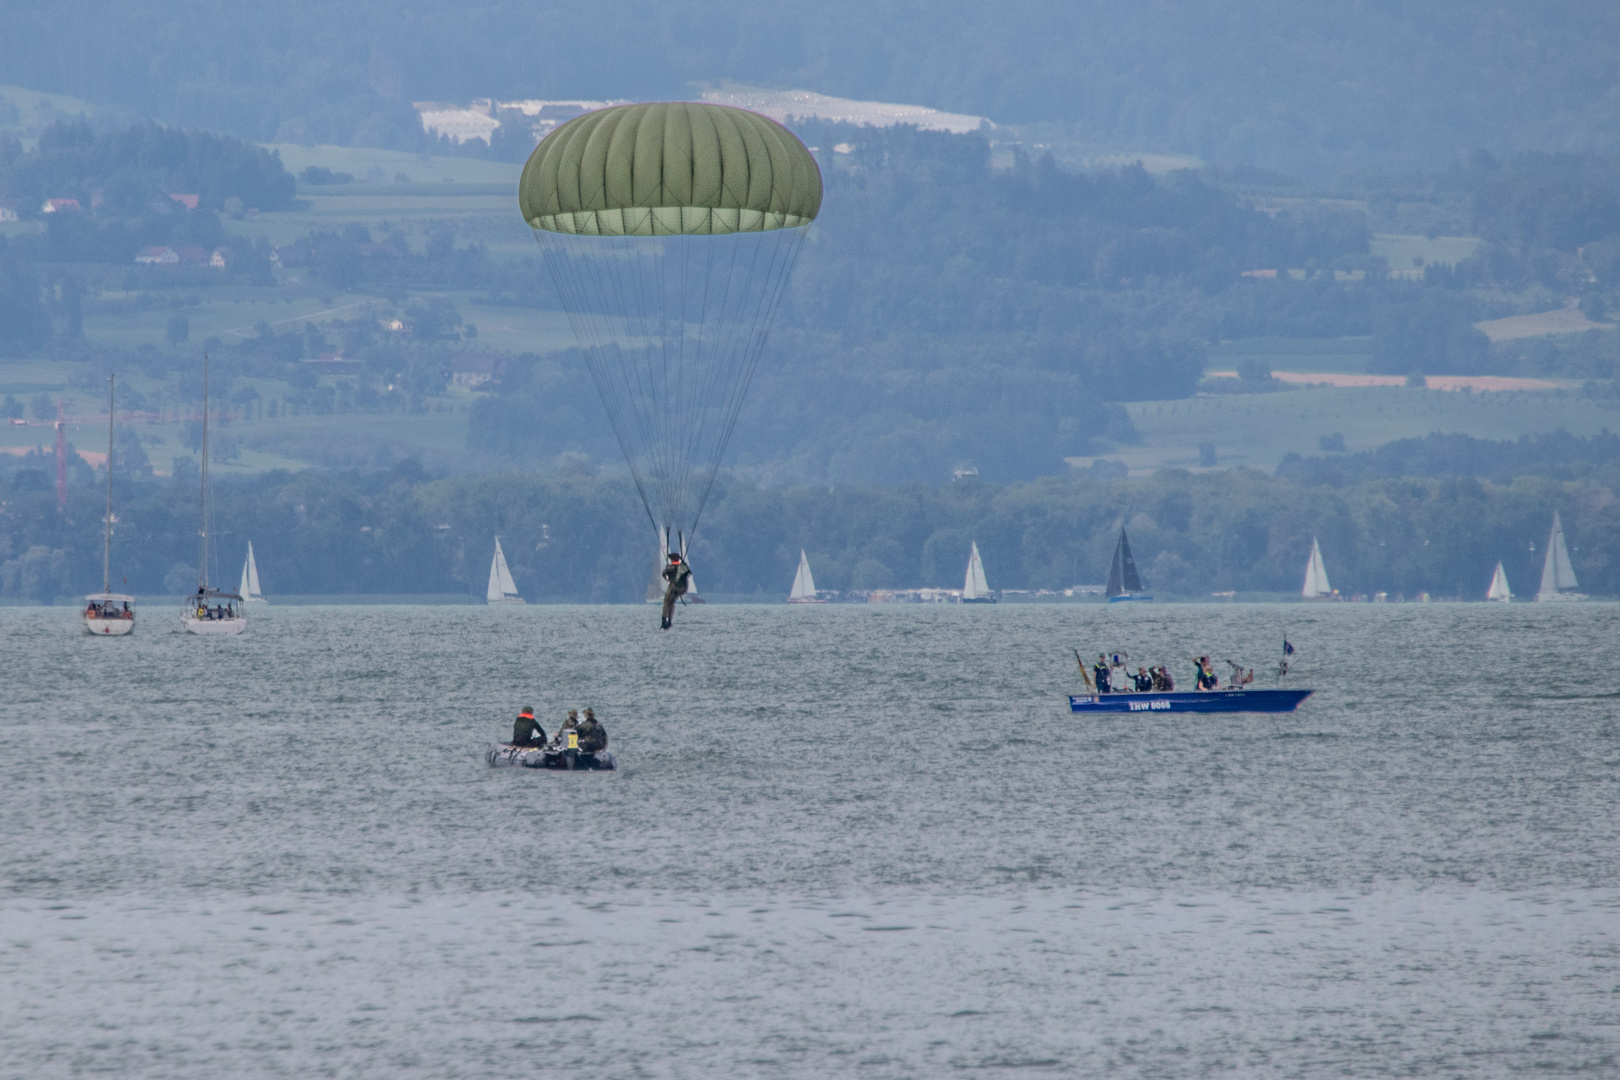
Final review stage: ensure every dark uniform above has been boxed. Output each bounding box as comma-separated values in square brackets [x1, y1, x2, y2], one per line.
[512, 711, 546, 747]
[660, 556, 692, 630]
[576, 717, 607, 753]
[1092, 657, 1111, 694]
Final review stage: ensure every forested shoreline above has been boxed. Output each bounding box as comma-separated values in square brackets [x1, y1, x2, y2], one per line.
[2, 440, 1615, 604]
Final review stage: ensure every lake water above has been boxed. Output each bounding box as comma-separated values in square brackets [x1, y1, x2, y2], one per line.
[2, 602, 1617, 1077]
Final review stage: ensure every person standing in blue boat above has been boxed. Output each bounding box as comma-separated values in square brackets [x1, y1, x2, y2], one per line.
[1194, 657, 1219, 691]
[1093, 655, 1112, 693]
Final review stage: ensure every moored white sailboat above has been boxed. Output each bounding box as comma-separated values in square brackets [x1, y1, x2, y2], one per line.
[239, 541, 267, 603]
[787, 550, 823, 603]
[1301, 537, 1335, 600]
[84, 374, 135, 636]
[182, 355, 246, 635]
[487, 536, 525, 604]
[1486, 561, 1512, 602]
[1535, 511, 1585, 602]
[961, 541, 996, 603]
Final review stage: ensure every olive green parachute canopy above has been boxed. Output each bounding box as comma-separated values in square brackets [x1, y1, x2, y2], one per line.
[520, 102, 822, 236]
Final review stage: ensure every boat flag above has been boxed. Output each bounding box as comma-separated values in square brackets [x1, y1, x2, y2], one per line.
[1283, 638, 1295, 655]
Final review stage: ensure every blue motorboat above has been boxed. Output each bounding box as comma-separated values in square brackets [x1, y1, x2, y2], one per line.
[1068, 688, 1314, 714]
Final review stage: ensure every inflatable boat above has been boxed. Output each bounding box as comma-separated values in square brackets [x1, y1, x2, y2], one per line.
[1069, 688, 1313, 714]
[486, 743, 618, 770]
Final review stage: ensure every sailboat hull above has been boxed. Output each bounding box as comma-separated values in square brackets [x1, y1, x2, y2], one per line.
[84, 616, 135, 636]
[786, 598, 825, 604]
[487, 744, 617, 770]
[1107, 594, 1153, 604]
[487, 597, 527, 606]
[1069, 689, 1313, 714]
[182, 615, 246, 635]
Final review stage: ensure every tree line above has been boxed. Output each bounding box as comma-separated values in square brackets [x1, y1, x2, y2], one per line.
[2, 440, 1614, 604]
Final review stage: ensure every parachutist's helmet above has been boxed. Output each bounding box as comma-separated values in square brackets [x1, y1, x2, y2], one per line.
[669, 552, 682, 562]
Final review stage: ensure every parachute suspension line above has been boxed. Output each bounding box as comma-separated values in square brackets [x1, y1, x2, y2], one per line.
[683, 226, 778, 525]
[671, 233, 715, 534]
[670, 224, 749, 533]
[690, 227, 807, 526]
[539, 232, 658, 534]
[538, 225, 811, 543]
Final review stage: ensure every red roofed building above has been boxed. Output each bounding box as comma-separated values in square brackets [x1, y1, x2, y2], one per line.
[135, 246, 180, 265]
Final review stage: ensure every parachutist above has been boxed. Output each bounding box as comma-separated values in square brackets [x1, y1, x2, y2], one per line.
[660, 551, 692, 630]
[520, 104, 821, 590]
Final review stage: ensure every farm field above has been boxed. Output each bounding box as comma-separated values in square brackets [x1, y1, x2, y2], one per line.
[1090, 385, 1620, 474]
[1208, 336, 1373, 375]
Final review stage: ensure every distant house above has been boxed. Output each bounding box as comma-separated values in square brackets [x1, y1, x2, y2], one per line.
[450, 353, 505, 388]
[135, 246, 180, 265]
[1240, 268, 1278, 279]
[174, 245, 212, 266]
[42, 198, 82, 213]
[210, 249, 226, 269]
[0, 205, 17, 222]
[387, 319, 412, 334]
[168, 193, 200, 210]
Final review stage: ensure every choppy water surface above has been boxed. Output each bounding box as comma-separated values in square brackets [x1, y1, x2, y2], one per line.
[2, 602, 1617, 1077]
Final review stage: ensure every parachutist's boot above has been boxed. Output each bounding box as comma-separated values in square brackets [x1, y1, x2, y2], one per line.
[661, 616, 672, 630]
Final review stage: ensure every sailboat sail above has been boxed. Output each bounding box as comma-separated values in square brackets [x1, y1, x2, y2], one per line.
[1302, 537, 1332, 598]
[962, 542, 993, 601]
[240, 542, 265, 601]
[1486, 561, 1511, 602]
[789, 550, 818, 601]
[1105, 529, 1147, 599]
[1536, 511, 1581, 600]
[487, 537, 522, 603]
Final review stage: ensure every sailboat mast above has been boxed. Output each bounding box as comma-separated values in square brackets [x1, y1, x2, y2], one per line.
[199, 354, 209, 590]
[104, 375, 114, 594]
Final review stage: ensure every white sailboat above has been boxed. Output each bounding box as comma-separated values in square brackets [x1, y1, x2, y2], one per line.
[788, 550, 823, 603]
[486, 536, 525, 604]
[961, 541, 996, 603]
[84, 374, 135, 636]
[182, 354, 246, 635]
[1301, 537, 1334, 600]
[1486, 561, 1512, 602]
[239, 541, 267, 603]
[1535, 511, 1585, 602]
